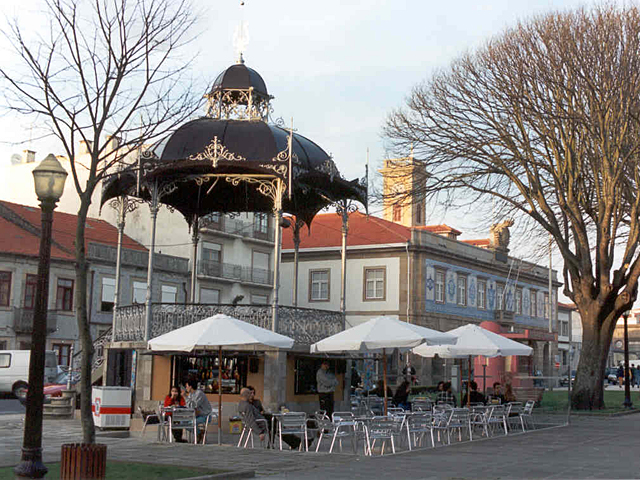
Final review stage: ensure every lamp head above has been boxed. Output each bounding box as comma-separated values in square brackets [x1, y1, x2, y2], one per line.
[32, 154, 68, 203]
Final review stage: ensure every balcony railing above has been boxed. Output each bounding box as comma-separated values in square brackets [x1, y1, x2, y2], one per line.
[200, 216, 274, 243]
[13, 307, 58, 334]
[198, 259, 273, 286]
[88, 243, 189, 274]
[113, 303, 343, 345]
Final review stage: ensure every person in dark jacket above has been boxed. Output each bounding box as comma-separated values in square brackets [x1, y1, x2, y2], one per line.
[461, 381, 486, 406]
[393, 380, 411, 410]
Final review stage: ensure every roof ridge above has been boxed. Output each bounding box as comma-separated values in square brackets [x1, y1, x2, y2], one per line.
[0, 201, 75, 256]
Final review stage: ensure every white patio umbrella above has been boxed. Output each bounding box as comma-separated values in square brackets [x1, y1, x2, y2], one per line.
[412, 323, 533, 407]
[310, 316, 456, 414]
[148, 313, 295, 444]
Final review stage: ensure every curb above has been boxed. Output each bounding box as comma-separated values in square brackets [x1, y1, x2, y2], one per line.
[179, 470, 255, 480]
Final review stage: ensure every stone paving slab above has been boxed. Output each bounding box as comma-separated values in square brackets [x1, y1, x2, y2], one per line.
[2, 413, 640, 479]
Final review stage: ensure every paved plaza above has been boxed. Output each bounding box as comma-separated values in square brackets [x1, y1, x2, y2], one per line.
[1, 412, 639, 479]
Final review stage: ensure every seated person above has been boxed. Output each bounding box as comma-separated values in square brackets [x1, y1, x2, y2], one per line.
[183, 378, 213, 443]
[370, 383, 393, 398]
[504, 383, 517, 404]
[163, 385, 186, 442]
[392, 380, 411, 410]
[488, 382, 506, 404]
[239, 388, 302, 449]
[461, 381, 486, 406]
[436, 382, 457, 406]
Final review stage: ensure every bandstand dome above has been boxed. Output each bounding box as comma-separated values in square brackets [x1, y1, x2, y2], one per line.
[208, 61, 269, 98]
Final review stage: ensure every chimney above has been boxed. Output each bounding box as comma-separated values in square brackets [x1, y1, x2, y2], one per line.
[79, 140, 93, 155]
[23, 150, 36, 163]
[106, 135, 120, 153]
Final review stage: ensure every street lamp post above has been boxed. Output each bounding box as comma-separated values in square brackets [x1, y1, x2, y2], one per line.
[623, 310, 633, 409]
[14, 154, 67, 479]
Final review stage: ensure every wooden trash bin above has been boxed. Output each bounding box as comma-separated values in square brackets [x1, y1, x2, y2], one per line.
[60, 443, 107, 480]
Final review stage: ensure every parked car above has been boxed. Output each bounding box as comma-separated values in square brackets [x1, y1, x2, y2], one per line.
[559, 370, 576, 387]
[0, 350, 58, 398]
[605, 367, 618, 385]
[18, 366, 80, 405]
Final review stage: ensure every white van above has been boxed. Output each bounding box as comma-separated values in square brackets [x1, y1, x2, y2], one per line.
[0, 350, 58, 397]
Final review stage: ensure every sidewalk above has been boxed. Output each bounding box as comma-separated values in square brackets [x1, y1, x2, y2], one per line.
[2, 413, 639, 479]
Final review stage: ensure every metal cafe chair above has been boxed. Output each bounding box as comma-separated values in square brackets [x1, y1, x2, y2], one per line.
[365, 416, 399, 455]
[200, 408, 219, 445]
[140, 402, 169, 442]
[278, 412, 309, 451]
[519, 400, 536, 431]
[405, 412, 434, 450]
[237, 411, 270, 448]
[169, 408, 197, 444]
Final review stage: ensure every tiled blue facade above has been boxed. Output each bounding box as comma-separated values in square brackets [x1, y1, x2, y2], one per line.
[424, 259, 552, 330]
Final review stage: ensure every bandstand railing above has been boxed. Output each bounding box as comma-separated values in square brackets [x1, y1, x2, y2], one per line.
[112, 303, 343, 345]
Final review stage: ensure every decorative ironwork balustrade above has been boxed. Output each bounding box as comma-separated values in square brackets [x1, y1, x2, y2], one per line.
[13, 308, 58, 334]
[198, 259, 273, 285]
[112, 303, 343, 345]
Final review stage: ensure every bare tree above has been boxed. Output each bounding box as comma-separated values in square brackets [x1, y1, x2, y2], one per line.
[0, 0, 202, 442]
[384, 5, 640, 409]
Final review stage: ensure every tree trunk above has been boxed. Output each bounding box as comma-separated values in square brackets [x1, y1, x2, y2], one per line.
[571, 309, 613, 410]
[75, 198, 96, 444]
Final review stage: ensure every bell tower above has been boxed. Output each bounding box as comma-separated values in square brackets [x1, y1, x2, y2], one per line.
[379, 153, 426, 227]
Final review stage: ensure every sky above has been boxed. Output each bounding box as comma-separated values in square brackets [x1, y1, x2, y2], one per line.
[0, 0, 610, 302]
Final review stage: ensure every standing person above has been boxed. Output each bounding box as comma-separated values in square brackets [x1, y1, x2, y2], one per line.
[163, 385, 186, 442]
[617, 364, 624, 387]
[183, 378, 212, 444]
[316, 360, 338, 418]
[402, 362, 417, 384]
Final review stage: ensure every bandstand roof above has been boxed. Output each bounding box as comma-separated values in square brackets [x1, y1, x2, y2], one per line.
[101, 61, 366, 227]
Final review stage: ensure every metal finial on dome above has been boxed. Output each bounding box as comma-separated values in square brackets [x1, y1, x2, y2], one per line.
[237, 52, 245, 64]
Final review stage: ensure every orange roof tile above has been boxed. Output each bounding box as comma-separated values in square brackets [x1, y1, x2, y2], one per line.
[282, 211, 410, 249]
[413, 224, 462, 235]
[0, 200, 146, 262]
[462, 238, 491, 247]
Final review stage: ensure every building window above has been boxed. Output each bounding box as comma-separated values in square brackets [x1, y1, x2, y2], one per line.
[393, 204, 402, 222]
[0, 340, 7, 351]
[515, 288, 522, 314]
[309, 269, 330, 301]
[496, 283, 505, 310]
[477, 279, 486, 309]
[415, 204, 422, 225]
[200, 288, 220, 304]
[52, 343, 71, 367]
[560, 320, 569, 337]
[0, 271, 11, 307]
[364, 267, 386, 300]
[23, 274, 37, 309]
[530, 290, 537, 317]
[435, 270, 445, 304]
[101, 277, 116, 312]
[56, 278, 74, 311]
[254, 213, 269, 237]
[252, 250, 271, 284]
[132, 281, 147, 304]
[202, 242, 222, 263]
[457, 275, 467, 306]
[251, 293, 269, 304]
[161, 285, 177, 304]
[544, 293, 550, 319]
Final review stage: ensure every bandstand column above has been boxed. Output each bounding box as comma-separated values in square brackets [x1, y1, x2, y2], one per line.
[144, 180, 159, 342]
[292, 219, 302, 307]
[190, 215, 200, 303]
[271, 179, 285, 333]
[111, 196, 127, 343]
